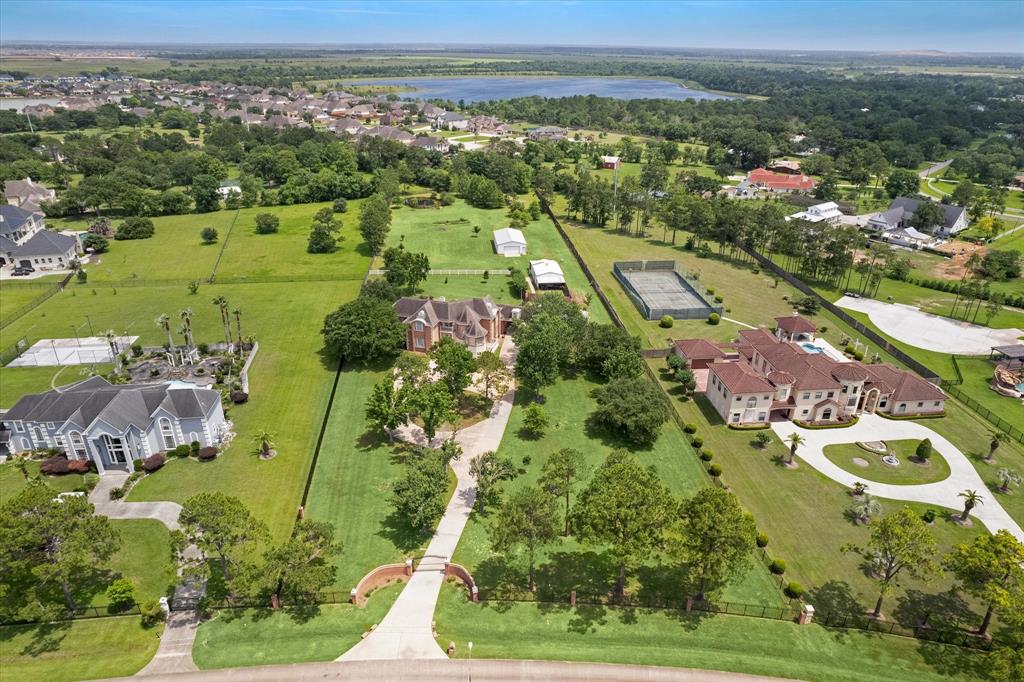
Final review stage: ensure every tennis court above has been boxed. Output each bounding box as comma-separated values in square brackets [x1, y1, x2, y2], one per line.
[613, 261, 722, 320]
[6, 336, 138, 367]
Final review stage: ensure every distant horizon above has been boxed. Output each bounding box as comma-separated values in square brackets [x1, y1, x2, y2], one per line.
[1, 1, 1021, 53]
[2, 40, 1022, 57]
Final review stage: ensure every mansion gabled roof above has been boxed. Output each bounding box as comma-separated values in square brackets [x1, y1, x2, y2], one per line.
[3, 376, 219, 433]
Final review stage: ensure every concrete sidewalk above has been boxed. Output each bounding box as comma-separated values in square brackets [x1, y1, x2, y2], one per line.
[89, 472, 183, 530]
[772, 414, 1023, 541]
[339, 338, 518, 661]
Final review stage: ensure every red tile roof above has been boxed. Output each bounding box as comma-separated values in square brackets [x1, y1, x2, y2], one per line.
[775, 314, 817, 334]
[748, 168, 816, 191]
[709, 361, 775, 395]
[674, 338, 728, 361]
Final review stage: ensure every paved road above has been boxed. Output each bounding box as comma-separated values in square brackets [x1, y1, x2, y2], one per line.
[339, 338, 518, 661]
[90, 473, 183, 530]
[918, 159, 953, 178]
[771, 414, 1024, 541]
[107, 658, 792, 682]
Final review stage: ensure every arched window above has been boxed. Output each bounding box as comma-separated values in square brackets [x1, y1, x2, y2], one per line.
[159, 418, 176, 449]
[19, 437, 31, 451]
[32, 426, 44, 444]
[69, 431, 87, 459]
[188, 431, 200, 445]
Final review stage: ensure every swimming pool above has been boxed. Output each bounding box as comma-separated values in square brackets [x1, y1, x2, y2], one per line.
[800, 342, 825, 354]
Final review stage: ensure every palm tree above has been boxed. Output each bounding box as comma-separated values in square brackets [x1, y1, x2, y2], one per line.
[987, 432, 1008, 463]
[232, 308, 243, 350]
[850, 494, 881, 525]
[996, 468, 1023, 494]
[253, 430, 275, 459]
[178, 308, 194, 350]
[786, 433, 805, 466]
[212, 296, 232, 350]
[156, 314, 175, 351]
[958, 490, 983, 522]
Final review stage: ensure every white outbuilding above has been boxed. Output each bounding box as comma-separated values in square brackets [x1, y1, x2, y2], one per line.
[529, 259, 565, 288]
[493, 227, 527, 257]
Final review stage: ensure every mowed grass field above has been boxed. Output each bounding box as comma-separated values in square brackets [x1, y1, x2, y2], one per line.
[0, 281, 55, 319]
[433, 584, 985, 682]
[453, 375, 786, 607]
[0, 617, 162, 682]
[193, 583, 402, 669]
[304, 362, 437, 589]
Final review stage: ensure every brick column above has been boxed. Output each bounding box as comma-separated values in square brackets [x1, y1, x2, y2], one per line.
[799, 604, 815, 625]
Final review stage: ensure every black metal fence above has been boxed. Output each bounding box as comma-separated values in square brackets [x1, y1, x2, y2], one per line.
[1, 603, 143, 625]
[612, 260, 722, 320]
[815, 610, 1000, 651]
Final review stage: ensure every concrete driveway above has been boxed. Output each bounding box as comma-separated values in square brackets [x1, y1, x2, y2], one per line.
[835, 296, 1024, 354]
[771, 414, 1023, 541]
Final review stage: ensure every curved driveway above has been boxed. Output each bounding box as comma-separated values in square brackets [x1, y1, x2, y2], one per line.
[771, 414, 1023, 541]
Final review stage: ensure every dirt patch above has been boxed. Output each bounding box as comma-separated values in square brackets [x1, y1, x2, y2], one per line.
[852, 457, 870, 468]
[930, 240, 987, 281]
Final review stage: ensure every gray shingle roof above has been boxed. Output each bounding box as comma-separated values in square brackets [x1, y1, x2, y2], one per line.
[887, 197, 965, 229]
[0, 204, 39, 236]
[3, 376, 219, 432]
[2, 229, 77, 257]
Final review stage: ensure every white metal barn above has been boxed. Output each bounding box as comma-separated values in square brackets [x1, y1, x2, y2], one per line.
[493, 227, 527, 257]
[529, 259, 565, 288]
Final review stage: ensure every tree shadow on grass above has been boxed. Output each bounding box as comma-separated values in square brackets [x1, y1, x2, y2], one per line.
[5, 621, 72, 658]
[893, 588, 974, 632]
[582, 414, 657, 452]
[376, 510, 430, 555]
[806, 580, 865, 644]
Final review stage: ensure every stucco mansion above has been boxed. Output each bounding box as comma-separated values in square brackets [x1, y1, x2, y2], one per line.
[674, 314, 947, 426]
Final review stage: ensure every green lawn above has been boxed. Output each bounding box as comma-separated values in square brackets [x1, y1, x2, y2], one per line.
[433, 585, 986, 682]
[0, 460, 85, 498]
[214, 202, 370, 281]
[648, 359, 996, 630]
[105, 520, 175, 606]
[0, 617, 162, 682]
[0, 281, 55, 321]
[822, 440, 951, 485]
[54, 212, 235, 283]
[304, 361, 438, 589]
[193, 583, 401, 669]
[0, 279, 363, 542]
[452, 375, 784, 607]
[416, 273, 523, 304]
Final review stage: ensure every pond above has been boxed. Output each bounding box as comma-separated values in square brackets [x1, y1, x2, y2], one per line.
[348, 77, 734, 103]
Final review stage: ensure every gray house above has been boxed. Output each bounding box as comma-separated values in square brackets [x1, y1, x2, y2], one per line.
[867, 197, 968, 237]
[0, 204, 80, 270]
[2, 376, 226, 473]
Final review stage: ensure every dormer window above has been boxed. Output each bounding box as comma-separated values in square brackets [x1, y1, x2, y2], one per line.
[414, 321, 424, 331]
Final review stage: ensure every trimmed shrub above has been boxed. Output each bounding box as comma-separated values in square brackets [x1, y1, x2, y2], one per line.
[132, 458, 144, 472]
[142, 453, 166, 472]
[140, 599, 165, 627]
[714, 295, 724, 303]
[333, 198, 348, 213]
[109, 486, 125, 500]
[171, 444, 190, 458]
[40, 455, 70, 475]
[190, 441, 201, 456]
[707, 312, 720, 325]
[683, 423, 697, 434]
[84, 473, 100, 492]
[67, 459, 90, 474]
[853, 350, 865, 361]
[254, 213, 280, 234]
[200, 227, 219, 244]
[916, 438, 932, 461]
[700, 449, 714, 462]
[231, 390, 249, 404]
[659, 315, 674, 328]
[690, 436, 704, 448]
[922, 509, 937, 524]
[756, 532, 769, 548]
[784, 582, 805, 599]
[197, 342, 210, 355]
[706, 287, 715, 295]
[198, 446, 218, 461]
[131, 343, 143, 357]
[769, 558, 787, 575]
[708, 463, 722, 477]
[106, 578, 136, 611]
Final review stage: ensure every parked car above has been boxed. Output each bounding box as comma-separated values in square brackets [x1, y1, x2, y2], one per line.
[11, 266, 34, 276]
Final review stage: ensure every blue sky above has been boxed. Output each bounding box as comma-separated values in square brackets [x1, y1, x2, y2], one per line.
[1, 1, 1021, 52]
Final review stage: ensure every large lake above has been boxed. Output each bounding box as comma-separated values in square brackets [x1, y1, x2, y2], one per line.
[350, 77, 732, 102]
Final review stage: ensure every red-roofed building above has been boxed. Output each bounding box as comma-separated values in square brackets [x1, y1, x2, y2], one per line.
[747, 168, 816, 193]
[684, 317, 945, 426]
